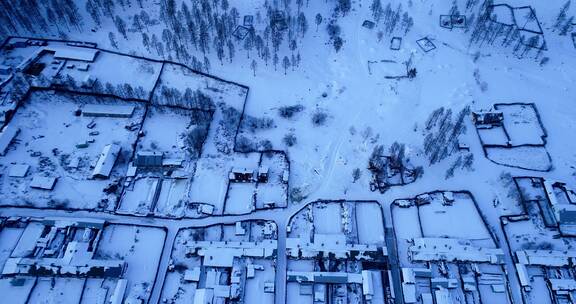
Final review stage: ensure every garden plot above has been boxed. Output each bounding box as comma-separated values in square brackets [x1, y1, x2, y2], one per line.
[486, 146, 552, 171]
[394, 192, 496, 248]
[495, 103, 546, 146]
[55, 47, 162, 100]
[255, 152, 289, 209]
[160, 221, 277, 304]
[367, 59, 409, 79]
[94, 224, 166, 303]
[152, 62, 247, 111]
[80, 278, 120, 304]
[390, 202, 423, 265]
[154, 178, 193, 217]
[153, 63, 247, 156]
[225, 182, 256, 214]
[477, 126, 509, 146]
[189, 153, 260, 216]
[417, 192, 494, 246]
[355, 202, 385, 245]
[288, 201, 384, 246]
[0, 226, 24, 268]
[137, 106, 212, 161]
[27, 277, 84, 304]
[0, 277, 36, 304]
[0, 92, 145, 211]
[118, 176, 159, 216]
[312, 202, 343, 235]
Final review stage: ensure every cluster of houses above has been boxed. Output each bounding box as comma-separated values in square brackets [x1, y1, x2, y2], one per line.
[392, 192, 512, 304]
[286, 201, 391, 304]
[502, 177, 576, 304]
[165, 221, 278, 304]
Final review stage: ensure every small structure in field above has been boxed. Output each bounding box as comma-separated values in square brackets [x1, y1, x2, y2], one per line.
[416, 37, 437, 52]
[9, 164, 30, 178]
[30, 176, 57, 190]
[362, 20, 375, 29]
[390, 37, 402, 50]
[243, 15, 254, 27]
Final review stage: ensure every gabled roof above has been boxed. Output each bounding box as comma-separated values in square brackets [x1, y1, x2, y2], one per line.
[92, 144, 121, 178]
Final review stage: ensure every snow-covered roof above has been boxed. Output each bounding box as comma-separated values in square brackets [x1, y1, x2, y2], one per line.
[46, 46, 99, 62]
[286, 271, 362, 284]
[30, 176, 57, 190]
[515, 263, 530, 287]
[409, 238, 505, 264]
[434, 288, 452, 304]
[109, 279, 128, 304]
[550, 279, 576, 291]
[516, 250, 576, 267]
[0, 125, 19, 156]
[184, 267, 201, 282]
[193, 288, 214, 304]
[8, 164, 30, 178]
[82, 104, 135, 118]
[92, 144, 121, 178]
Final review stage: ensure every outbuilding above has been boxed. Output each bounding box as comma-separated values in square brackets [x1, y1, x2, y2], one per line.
[92, 144, 121, 178]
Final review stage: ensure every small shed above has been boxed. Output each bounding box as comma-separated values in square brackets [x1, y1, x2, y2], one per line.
[232, 26, 250, 39]
[243, 15, 254, 27]
[264, 281, 275, 293]
[235, 222, 246, 236]
[9, 164, 30, 178]
[362, 20, 376, 29]
[135, 151, 163, 167]
[184, 267, 201, 282]
[200, 204, 215, 215]
[390, 37, 402, 51]
[92, 144, 121, 178]
[30, 176, 57, 190]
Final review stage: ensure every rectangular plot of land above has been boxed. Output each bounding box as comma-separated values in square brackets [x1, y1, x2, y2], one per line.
[486, 146, 551, 171]
[418, 194, 493, 244]
[225, 182, 256, 214]
[496, 104, 546, 145]
[119, 177, 159, 215]
[477, 126, 509, 146]
[313, 203, 342, 234]
[154, 178, 190, 217]
[0, 277, 36, 304]
[27, 278, 84, 304]
[356, 203, 385, 245]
